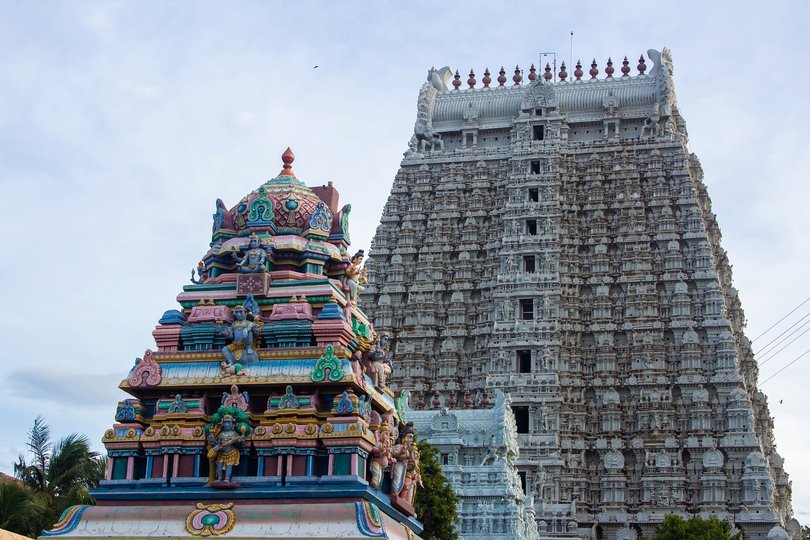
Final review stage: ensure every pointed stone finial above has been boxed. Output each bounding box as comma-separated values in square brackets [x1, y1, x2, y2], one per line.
[452, 70, 462, 90]
[513, 65, 522, 86]
[605, 57, 614, 78]
[543, 63, 553, 81]
[483, 68, 492, 88]
[467, 69, 476, 89]
[528, 64, 537, 81]
[621, 56, 631, 77]
[589, 58, 599, 79]
[559, 61, 568, 81]
[279, 147, 295, 177]
[497, 66, 507, 86]
[574, 60, 583, 81]
[637, 54, 647, 75]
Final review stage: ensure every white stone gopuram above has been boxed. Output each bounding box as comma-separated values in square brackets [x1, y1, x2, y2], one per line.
[407, 390, 539, 540]
[361, 49, 795, 539]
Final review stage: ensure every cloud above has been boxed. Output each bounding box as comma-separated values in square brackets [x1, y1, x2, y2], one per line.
[7, 370, 125, 408]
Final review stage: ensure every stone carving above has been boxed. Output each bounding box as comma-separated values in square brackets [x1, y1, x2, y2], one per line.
[167, 394, 188, 414]
[219, 305, 258, 376]
[205, 406, 250, 485]
[236, 233, 271, 273]
[603, 449, 625, 471]
[362, 50, 791, 537]
[128, 349, 161, 387]
[343, 250, 367, 307]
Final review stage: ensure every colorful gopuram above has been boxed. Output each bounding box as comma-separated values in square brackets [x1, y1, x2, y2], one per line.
[42, 149, 423, 539]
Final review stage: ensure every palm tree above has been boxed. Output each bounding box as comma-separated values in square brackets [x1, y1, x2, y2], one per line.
[0, 481, 45, 537]
[14, 416, 105, 532]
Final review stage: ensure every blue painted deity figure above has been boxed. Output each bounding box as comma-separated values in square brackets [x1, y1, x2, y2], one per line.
[219, 306, 259, 376]
[236, 234, 270, 273]
[207, 415, 246, 483]
[243, 293, 261, 321]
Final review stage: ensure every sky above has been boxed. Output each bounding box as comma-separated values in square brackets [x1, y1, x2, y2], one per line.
[0, 0, 808, 523]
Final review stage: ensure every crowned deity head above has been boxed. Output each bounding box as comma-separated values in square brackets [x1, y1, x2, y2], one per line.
[233, 306, 247, 321]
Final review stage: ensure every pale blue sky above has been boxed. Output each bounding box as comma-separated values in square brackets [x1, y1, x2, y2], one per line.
[1, 0, 808, 522]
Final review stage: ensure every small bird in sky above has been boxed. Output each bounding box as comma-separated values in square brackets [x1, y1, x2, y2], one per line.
[313, 65, 318, 69]
[779, 399, 783, 404]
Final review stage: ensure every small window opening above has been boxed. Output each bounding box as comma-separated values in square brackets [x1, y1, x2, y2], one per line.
[514, 406, 530, 433]
[520, 299, 534, 320]
[523, 255, 535, 273]
[534, 108, 543, 116]
[533, 125, 545, 140]
[526, 220, 537, 235]
[517, 350, 531, 373]
[518, 471, 527, 493]
[441, 454, 449, 465]
[530, 161, 541, 174]
[528, 187, 539, 201]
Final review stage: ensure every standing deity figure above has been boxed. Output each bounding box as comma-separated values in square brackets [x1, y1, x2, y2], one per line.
[390, 429, 422, 504]
[219, 305, 259, 375]
[236, 233, 271, 273]
[342, 250, 367, 307]
[242, 293, 261, 321]
[369, 423, 394, 489]
[207, 414, 247, 484]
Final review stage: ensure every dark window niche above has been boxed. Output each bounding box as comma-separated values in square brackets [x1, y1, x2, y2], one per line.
[514, 406, 530, 433]
[517, 350, 532, 373]
[523, 255, 536, 273]
[533, 125, 545, 140]
[526, 220, 537, 235]
[520, 299, 534, 320]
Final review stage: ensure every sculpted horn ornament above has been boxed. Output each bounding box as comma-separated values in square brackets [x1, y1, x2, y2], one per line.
[185, 502, 237, 536]
[128, 349, 161, 387]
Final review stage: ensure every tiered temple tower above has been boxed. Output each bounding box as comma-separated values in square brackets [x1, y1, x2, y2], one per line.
[361, 50, 794, 539]
[43, 150, 424, 539]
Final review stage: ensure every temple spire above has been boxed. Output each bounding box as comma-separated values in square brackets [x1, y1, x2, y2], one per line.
[278, 147, 296, 177]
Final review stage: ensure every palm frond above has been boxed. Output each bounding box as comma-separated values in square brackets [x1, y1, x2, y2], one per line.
[26, 416, 52, 473]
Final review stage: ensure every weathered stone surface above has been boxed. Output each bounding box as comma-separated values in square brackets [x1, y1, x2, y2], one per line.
[363, 50, 792, 539]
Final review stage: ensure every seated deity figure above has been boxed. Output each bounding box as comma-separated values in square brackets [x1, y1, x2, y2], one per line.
[219, 305, 259, 375]
[363, 333, 393, 388]
[236, 233, 271, 273]
[207, 414, 246, 484]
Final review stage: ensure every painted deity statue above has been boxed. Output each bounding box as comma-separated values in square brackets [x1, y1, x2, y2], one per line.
[369, 423, 394, 489]
[220, 305, 259, 376]
[343, 249, 367, 306]
[236, 234, 271, 273]
[207, 414, 247, 484]
[242, 293, 261, 321]
[363, 333, 393, 388]
[390, 427, 422, 504]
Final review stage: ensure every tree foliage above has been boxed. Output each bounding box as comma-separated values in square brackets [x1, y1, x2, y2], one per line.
[8, 416, 106, 536]
[413, 438, 459, 540]
[0, 482, 45, 537]
[652, 514, 741, 540]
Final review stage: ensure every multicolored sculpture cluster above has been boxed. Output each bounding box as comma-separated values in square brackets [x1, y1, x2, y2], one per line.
[48, 149, 424, 538]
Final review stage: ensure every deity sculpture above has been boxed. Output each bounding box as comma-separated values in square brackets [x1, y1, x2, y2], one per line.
[219, 305, 259, 376]
[242, 293, 261, 321]
[236, 233, 271, 273]
[205, 407, 250, 485]
[369, 422, 394, 489]
[390, 426, 422, 504]
[342, 249, 367, 306]
[363, 333, 393, 388]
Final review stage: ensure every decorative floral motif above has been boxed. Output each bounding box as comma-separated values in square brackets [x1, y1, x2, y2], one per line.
[185, 502, 237, 537]
[116, 399, 137, 422]
[309, 201, 332, 232]
[311, 344, 344, 382]
[128, 349, 161, 387]
[247, 186, 274, 225]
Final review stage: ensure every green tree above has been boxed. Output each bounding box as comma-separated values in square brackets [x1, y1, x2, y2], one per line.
[413, 438, 459, 540]
[652, 514, 741, 540]
[14, 417, 106, 533]
[0, 481, 46, 537]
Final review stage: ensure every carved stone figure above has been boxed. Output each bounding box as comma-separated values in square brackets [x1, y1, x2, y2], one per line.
[369, 423, 394, 489]
[206, 413, 248, 485]
[219, 305, 259, 375]
[343, 250, 367, 307]
[236, 233, 270, 273]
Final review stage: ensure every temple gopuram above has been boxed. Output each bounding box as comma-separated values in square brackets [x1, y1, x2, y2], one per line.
[42, 149, 424, 539]
[361, 49, 797, 539]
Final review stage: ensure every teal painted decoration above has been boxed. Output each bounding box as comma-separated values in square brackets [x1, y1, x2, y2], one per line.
[311, 344, 344, 382]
